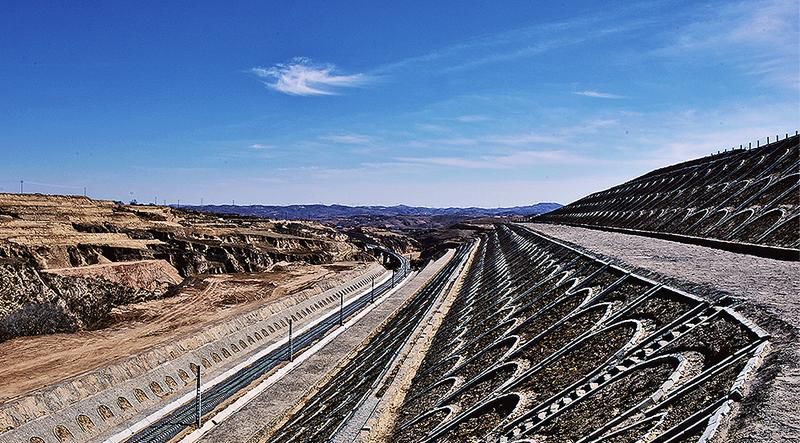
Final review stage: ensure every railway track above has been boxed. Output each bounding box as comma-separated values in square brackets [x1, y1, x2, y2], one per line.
[266, 244, 472, 443]
[126, 249, 409, 443]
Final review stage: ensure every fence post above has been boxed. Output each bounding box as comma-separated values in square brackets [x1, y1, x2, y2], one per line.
[195, 365, 202, 429]
[288, 319, 293, 361]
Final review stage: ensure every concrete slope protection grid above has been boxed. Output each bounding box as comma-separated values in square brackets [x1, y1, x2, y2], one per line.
[389, 224, 767, 443]
[125, 250, 410, 443]
[266, 244, 472, 443]
[539, 134, 799, 253]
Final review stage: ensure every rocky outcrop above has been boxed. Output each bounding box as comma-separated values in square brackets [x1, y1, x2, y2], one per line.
[0, 261, 162, 341]
[0, 194, 370, 342]
[43, 260, 182, 293]
[343, 227, 419, 255]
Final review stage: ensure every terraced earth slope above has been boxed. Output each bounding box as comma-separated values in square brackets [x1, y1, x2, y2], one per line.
[390, 224, 766, 442]
[537, 134, 799, 250]
[0, 193, 366, 342]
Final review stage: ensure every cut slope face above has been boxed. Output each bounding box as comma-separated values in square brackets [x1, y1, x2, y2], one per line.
[538, 134, 799, 249]
[391, 224, 767, 442]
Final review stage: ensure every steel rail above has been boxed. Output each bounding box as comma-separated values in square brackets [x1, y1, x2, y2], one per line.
[268, 245, 471, 443]
[126, 249, 409, 443]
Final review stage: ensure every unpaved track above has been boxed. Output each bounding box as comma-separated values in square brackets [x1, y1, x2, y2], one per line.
[523, 222, 800, 442]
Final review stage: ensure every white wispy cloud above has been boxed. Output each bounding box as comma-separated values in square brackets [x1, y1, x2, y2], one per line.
[438, 21, 650, 74]
[400, 130, 566, 150]
[248, 143, 274, 149]
[372, 13, 645, 75]
[415, 123, 449, 132]
[485, 132, 564, 145]
[251, 57, 371, 96]
[454, 115, 491, 123]
[248, 8, 648, 98]
[656, 0, 799, 90]
[397, 149, 588, 170]
[435, 137, 480, 146]
[319, 134, 373, 144]
[573, 90, 626, 99]
[441, 35, 588, 73]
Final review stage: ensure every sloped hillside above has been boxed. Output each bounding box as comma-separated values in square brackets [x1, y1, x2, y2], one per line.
[538, 134, 799, 249]
[0, 193, 367, 341]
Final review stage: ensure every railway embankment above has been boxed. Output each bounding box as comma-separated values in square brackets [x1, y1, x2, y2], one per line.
[199, 248, 461, 443]
[0, 263, 387, 443]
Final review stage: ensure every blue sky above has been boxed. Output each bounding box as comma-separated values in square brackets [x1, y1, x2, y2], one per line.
[1, 0, 798, 206]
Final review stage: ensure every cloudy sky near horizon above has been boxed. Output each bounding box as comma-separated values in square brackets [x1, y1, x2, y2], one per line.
[1, 0, 798, 207]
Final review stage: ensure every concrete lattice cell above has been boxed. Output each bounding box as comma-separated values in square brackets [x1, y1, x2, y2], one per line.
[98, 404, 114, 420]
[759, 215, 800, 248]
[444, 363, 518, 413]
[528, 359, 678, 441]
[394, 409, 450, 443]
[389, 225, 768, 443]
[432, 394, 520, 443]
[510, 322, 638, 409]
[537, 135, 799, 250]
[511, 305, 608, 366]
[398, 379, 456, 425]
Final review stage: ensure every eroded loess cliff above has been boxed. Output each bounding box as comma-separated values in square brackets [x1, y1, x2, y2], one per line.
[0, 194, 368, 342]
[342, 226, 419, 255]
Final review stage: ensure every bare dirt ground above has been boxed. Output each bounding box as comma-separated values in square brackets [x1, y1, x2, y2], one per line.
[0, 261, 369, 403]
[523, 222, 800, 443]
[43, 259, 183, 292]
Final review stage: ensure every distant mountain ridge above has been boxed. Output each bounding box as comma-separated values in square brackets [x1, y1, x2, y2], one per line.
[184, 202, 562, 220]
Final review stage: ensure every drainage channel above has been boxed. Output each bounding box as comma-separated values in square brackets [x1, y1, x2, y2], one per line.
[124, 251, 409, 443]
[264, 244, 472, 443]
